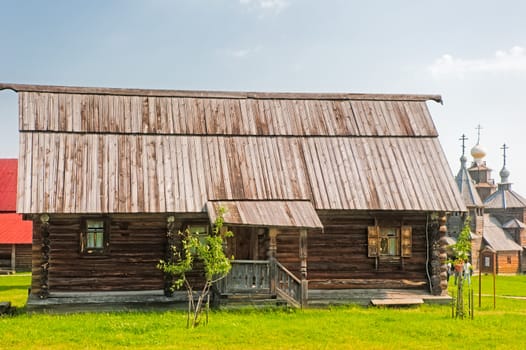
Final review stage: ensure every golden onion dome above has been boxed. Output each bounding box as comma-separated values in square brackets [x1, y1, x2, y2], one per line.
[470, 143, 486, 163]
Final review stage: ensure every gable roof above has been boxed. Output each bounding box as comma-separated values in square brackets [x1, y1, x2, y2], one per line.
[455, 157, 483, 208]
[483, 215, 522, 252]
[1, 83, 466, 215]
[484, 184, 526, 209]
[503, 218, 526, 229]
[0, 159, 18, 212]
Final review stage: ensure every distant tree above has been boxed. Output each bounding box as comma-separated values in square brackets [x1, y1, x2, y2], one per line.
[158, 207, 233, 328]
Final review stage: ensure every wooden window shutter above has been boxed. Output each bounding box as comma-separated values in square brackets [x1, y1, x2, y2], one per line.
[368, 226, 379, 257]
[401, 225, 412, 257]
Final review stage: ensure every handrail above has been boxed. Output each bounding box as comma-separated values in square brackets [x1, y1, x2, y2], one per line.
[230, 259, 269, 264]
[276, 261, 302, 284]
[216, 259, 304, 308]
[275, 261, 303, 308]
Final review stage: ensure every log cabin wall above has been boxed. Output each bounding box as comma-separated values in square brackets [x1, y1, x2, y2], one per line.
[31, 214, 167, 294]
[479, 251, 520, 274]
[0, 244, 32, 271]
[496, 252, 520, 274]
[307, 211, 431, 289]
[14, 244, 32, 270]
[0, 245, 12, 269]
[275, 211, 432, 290]
[30, 222, 42, 295]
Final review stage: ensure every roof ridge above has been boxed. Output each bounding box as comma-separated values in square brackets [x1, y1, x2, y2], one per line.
[0, 82, 443, 102]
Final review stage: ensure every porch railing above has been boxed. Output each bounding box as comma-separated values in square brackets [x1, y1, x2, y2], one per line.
[216, 260, 304, 308]
[216, 260, 270, 294]
[275, 261, 302, 308]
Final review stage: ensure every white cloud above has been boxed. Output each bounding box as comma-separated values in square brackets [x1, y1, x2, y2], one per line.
[239, 0, 290, 15]
[219, 45, 263, 59]
[429, 46, 526, 78]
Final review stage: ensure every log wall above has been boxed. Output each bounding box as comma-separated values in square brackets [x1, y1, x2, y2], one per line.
[0, 245, 28, 271]
[496, 252, 520, 274]
[277, 211, 431, 289]
[31, 215, 167, 294]
[30, 210, 437, 295]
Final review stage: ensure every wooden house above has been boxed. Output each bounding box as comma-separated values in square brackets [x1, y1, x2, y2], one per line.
[479, 215, 522, 274]
[0, 83, 466, 310]
[0, 159, 32, 272]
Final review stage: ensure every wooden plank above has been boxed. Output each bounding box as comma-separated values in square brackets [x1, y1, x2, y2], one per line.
[19, 92, 30, 131]
[134, 136, 145, 212]
[188, 136, 204, 212]
[147, 136, 159, 212]
[371, 298, 423, 306]
[315, 138, 342, 209]
[162, 136, 174, 213]
[129, 136, 139, 212]
[218, 137, 233, 200]
[174, 136, 186, 211]
[18, 133, 32, 213]
[155, 136, 166, 212]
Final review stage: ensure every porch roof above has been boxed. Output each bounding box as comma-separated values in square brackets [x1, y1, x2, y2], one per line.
[206, 200, 323, 229]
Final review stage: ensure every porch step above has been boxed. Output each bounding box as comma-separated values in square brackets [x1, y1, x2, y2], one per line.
[370, 298, 424, 307]
[217, 298, 288, 309]
[217, 293, 290, 309]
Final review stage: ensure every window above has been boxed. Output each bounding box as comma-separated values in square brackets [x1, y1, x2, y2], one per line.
[507, 256, 512, 264]
[484, 256, 491, 267]
[368, 225, 412, 258]
[80, 218, 109, 254]
[187, 224, 208, 236]
[379, 228, 400, 256]
[186, 224, 209, 245]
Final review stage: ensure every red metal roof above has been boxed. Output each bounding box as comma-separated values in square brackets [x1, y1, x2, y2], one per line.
[0, 213, 32, 244]
[0, 159, 18, 212]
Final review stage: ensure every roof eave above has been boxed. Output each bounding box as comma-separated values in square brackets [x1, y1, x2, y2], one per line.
[0, 82, 443, 103]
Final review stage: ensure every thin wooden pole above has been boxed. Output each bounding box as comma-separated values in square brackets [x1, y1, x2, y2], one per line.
[478, 251, 482, 308]
[268, 228, 278, 295]
[11, 244, 16, 272]
[299, 229, 308, 308]
[493, 253, 496, 310]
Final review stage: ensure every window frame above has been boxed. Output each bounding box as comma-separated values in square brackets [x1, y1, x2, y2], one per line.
[80, 217, 110, 255]
[368, 225, 412, 258]
[182, 223, 211, 254]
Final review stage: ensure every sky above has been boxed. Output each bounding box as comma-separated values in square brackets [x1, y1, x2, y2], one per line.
[1, 0, 525, 195]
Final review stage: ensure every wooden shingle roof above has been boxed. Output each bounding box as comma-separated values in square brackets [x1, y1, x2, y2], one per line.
[483, 215, 522, 252]
[455, 158, 484, 208]
[0, 83, 466, 215]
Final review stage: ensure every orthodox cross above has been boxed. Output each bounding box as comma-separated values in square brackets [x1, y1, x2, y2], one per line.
[501, 143, 508, 167]
[475, 124, 483, 144]
[459, 134, 468, 157]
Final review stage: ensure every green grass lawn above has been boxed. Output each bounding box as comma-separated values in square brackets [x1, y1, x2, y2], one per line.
[1, 274, 526, 349]
[0, 273, 30, 308]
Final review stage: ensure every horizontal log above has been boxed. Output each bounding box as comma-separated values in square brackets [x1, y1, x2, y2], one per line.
[309, 278, 427, 289]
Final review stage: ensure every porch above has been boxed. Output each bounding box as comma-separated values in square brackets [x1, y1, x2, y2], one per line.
[26, 259, 449, 313]
[215, 260, 450, 308]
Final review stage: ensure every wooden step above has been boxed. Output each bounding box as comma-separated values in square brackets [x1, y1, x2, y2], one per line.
[370, 298, 424, 307]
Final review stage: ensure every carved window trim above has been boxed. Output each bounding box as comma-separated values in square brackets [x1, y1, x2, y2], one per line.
[368, 225, 412, 258]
